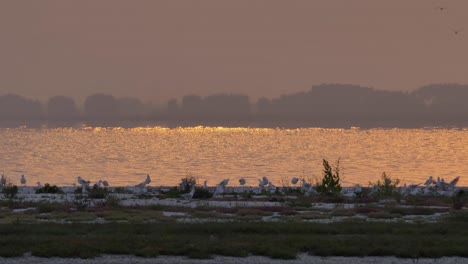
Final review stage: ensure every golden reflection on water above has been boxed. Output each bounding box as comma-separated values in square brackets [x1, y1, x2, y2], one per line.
[1, 126, 467, 187]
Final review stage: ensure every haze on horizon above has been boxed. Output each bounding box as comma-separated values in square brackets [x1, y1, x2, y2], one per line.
[1, 0, 468, 104]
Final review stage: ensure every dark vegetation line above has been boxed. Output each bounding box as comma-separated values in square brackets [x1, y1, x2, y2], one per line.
[1, 83, 468, 127]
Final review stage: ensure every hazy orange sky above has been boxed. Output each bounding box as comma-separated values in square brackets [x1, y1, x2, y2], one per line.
[1, 1, 467, 103]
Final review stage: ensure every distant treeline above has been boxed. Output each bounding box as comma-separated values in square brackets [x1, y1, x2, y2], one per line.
[2, 83, 468, 127]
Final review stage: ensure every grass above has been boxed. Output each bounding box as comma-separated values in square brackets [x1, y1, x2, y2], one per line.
[0, 195, 466, 259]
[1, 220, 468, 259]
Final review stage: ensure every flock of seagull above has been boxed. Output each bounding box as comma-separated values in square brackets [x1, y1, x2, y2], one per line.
[0, 173, 462, 201]
[173, 175, 462, 201]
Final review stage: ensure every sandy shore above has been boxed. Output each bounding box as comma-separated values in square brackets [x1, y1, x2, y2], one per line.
[1, 254, 467, 264]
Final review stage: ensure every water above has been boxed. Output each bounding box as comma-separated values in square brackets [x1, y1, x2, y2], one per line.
[1, 126, 467, 187]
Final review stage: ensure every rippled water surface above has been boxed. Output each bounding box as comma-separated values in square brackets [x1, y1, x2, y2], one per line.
[1, 126, 467, 187]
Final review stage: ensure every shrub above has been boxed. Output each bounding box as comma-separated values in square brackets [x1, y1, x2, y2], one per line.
[1, 184, 18, 199]
[179, 174, 196, 192]
[369, 172, 400, 198]
[88, 186, 109, 199]
[159, 187, 182, 198]
[452, 189, 467, 210]
[193, 187, 212, 199]
[35, 184, 64, 194]
[316, 159, 342, 196]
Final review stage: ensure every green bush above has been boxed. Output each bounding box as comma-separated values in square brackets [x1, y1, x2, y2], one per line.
[35, 184, 64, 194]
[88, 186, 109, 199]
[159, 187, 182, 198]
[193, 187, 212, 199]
[1, 184, 18, 199]
[452, 189, 467, 210]
[369, 172, 400, 198]
[316, 159, 342, 196]
[179, 174, 196, 192]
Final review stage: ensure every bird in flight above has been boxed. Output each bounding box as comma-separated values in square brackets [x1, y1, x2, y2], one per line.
[450, 27, 463, 35]
[434, 6, 447, 11]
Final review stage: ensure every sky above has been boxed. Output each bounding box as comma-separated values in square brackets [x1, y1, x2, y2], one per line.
[1, 0, 468, 103]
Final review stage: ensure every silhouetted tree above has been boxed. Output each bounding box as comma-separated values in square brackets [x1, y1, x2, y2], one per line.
[167, 98, 179, 116]
[202, 94, 251, 119]
[0, 94, 43, 120]
[83, 93, 119, 120]
[181, 94, 203, 118]
[413, 84, 468, 121]
[117, 97, 146, 119]
[46, 96, 79, 120]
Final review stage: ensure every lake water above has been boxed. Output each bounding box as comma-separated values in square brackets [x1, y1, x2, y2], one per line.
[1, 126, 467, 187]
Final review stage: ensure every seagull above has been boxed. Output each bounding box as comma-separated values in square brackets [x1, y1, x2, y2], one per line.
[304, 185, 318, 196]
[436, 177, 441, 188]
[219, 178, 229, 186]
[213, 179, 229, 197]
[102, 180, 109, 187]
[354, 184, 362, 194]
[400, 183, 407, 195]
[77, 176, 89, 187]
[203, 180, 208, 190]
[409, 184, 422, 195]
[450, 176, 460, 187]
[435, 6, 447, 12]
[180, 187, 196, 201]
[301, 179, 311, 192]
[136, 174, 152, 188]
[291, 177, 299, 185]
[94, 180, 102, 188]
[450, 27, 463, 35]
[258, 176, 269, 188]
[145, 175, 151, 184]
[0, 174, 6, 187]
[424, 176, 434, 187]
[213, 184, 225, 197]
[239, 178, 246, 185]
[20, 175, 26, 185]
[189, 177, 196, 187]
[268, 182, 276, 193]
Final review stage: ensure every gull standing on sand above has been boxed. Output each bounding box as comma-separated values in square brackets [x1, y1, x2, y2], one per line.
[238, 178, 246, 193]
[424, 176, 434, 187]
[77, 176, 90, 187]
[239, 178, 246, 185]
[449, 176, 460, 187]
[0, 174, 6, 187]
[20, 175, 26, 185]
[291, 177, 299, 185]
[94, 180, 102, 188]
[304, 185, 318, 196]
[213, 179, 229, 197]
[180, 187, 196, 201]
[268, 182, 276, 193]
[301, 179, 311, 192]
[135, 174, 151, 189]
[258, 176, 269, 189]
[354, 184, 362, 194]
